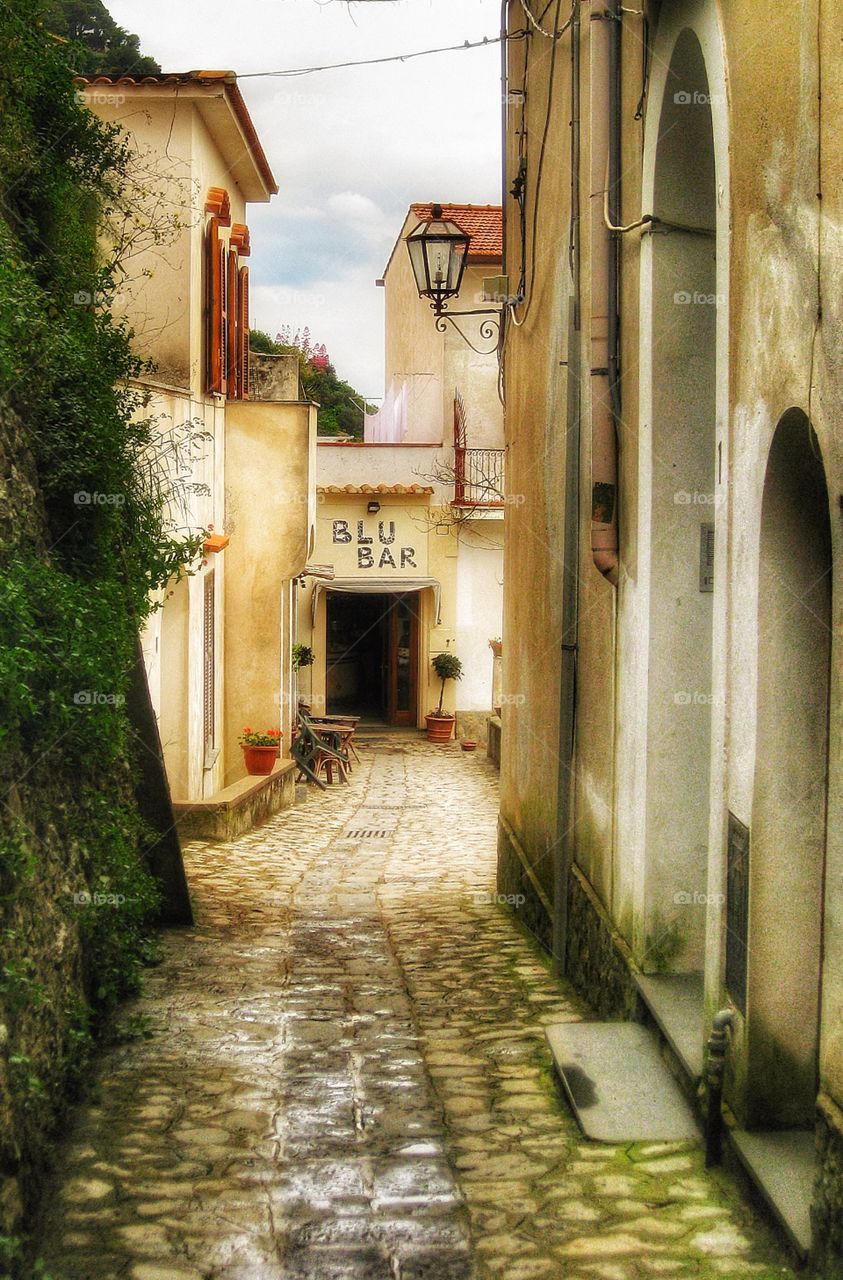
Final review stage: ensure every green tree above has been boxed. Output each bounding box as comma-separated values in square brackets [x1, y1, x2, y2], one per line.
[250, 329, 375, 440]
[42, 0, 161, 76]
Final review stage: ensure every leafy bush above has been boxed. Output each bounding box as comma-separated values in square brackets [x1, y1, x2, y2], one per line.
[0, 1, 190, 1252]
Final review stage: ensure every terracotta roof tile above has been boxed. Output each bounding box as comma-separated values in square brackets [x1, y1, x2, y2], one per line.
[409, 203, 502, 262]
[317, 484, 433, 495]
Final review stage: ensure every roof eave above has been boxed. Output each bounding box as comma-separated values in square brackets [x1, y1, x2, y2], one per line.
[77, 72, 277, 204]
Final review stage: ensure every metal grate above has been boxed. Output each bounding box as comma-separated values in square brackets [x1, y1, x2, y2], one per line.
[725, 812, 749, 1014]
[343, 829, 391, 840]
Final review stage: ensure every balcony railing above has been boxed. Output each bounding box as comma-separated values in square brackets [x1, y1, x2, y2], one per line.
[453, 446, 506, 508]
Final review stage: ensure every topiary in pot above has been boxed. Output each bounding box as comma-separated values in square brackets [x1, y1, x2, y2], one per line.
[426, 651, 463, 742]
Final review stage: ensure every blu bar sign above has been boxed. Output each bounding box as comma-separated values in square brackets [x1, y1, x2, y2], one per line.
[332, 519, 417, 570]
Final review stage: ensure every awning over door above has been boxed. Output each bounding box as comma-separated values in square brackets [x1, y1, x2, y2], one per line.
[312, 577, 442, 626]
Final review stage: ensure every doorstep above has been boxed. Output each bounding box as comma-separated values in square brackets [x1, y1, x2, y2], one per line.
[730, 1127, 815, 1258]
[173, 759, 296, 842]
[634, 971, 705, 1083]
[546, 1021, 701, 1142]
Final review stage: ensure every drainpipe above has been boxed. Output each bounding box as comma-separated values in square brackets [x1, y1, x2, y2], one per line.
[552, 5, 583, 979]
[589, 0, 620, 585]
[705, 1008, 735, 1167]
[501, 0, 509, 280]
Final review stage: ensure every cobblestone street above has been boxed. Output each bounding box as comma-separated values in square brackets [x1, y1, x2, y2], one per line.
[39, 737, 797, 1280]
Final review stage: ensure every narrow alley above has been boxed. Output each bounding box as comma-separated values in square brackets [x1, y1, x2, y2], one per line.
[39, 739, 794, 1280]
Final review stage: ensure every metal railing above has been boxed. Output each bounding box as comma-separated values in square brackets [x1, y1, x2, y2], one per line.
[453, 446, 506, 507]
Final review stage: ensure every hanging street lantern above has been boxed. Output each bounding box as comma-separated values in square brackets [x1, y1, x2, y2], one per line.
[405, 203, 516, 355]
[405, 205, 471, 316]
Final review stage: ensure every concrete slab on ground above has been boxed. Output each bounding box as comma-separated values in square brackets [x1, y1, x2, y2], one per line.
[635, 971, 705, 1081]
[546, 1021, 701, 1142]
[731, 1127, 815, 1256]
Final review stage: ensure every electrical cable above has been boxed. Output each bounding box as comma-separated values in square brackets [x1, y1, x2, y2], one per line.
[237, 34, 506, 79]
[807, 0, 823, 459]
[510, 0, 571, 327]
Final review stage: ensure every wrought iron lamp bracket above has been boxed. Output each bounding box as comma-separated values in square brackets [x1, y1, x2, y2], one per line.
[431, 302, 505, 356]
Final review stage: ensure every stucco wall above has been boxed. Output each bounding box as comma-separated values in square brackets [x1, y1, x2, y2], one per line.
[370, 215, 503, 449]
[223, 400, 315, 783]
[299, 490, 461, 725]
[499, 0, 843, 1187]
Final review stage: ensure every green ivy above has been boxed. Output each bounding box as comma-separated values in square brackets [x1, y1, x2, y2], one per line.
[0, 4, 192, 1258]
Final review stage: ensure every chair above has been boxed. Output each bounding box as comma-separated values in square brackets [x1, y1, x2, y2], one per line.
[308, 715, 361, 766]
[292, 714, 350, 787]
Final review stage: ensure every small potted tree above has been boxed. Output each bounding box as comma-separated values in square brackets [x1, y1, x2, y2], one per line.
[240, 727, 283, 775]
[426, 652, 463, 743]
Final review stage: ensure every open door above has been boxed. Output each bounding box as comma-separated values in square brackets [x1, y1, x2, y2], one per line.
[387, 593, 419, 726]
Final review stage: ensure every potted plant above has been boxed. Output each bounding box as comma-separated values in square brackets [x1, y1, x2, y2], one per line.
[292, 643, 315, 671]
[240, 727, 282, 775]
[426, 652, 463, 743]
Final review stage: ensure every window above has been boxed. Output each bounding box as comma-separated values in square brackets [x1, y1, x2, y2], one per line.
[204, 190, 250, 400]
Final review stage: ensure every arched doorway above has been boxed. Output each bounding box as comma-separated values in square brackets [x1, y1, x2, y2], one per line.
[747, 409, 832, 1128]
[640, 24, 719, 972]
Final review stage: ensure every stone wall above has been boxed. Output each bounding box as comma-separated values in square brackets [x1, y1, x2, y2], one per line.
[497, 817, 553, 953]
[565, 865, 643, 1021]
[455, 711, 488, 747]
[813, 1093, 843, 1277]
[486, 715, 501, 769]
[174, 761, 296, 842]
[0, 404, 188, 1259]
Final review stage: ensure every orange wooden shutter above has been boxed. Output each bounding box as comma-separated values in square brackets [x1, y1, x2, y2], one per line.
[218, 239, 228, 397]
[226, 249, 239, 398]
[238, 265, 250, 399]
[205, 219, 223, 394]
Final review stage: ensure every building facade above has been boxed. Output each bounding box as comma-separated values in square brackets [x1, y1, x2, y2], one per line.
[80, 73, 316, 803]
[297, 205, 505, 737]
[496, 1, 843, 1270]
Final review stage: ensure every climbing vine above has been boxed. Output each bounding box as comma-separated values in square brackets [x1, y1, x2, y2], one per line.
[0, 1, 197, 1259]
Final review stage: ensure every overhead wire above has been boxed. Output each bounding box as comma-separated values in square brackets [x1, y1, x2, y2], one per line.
[237, 34, 509, 79]
[509, 0, 572, 327]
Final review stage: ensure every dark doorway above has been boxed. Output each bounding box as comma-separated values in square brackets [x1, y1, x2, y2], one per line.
[326, 592, 419, 725]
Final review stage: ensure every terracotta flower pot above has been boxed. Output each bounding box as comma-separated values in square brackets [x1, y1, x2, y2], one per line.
[461, 740, 477, 752]
[242, 744, 278, 775]
[425, 714, 455, 743]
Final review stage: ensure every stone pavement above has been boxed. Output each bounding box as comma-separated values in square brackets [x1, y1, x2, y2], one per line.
[38, 736, 798, 1279]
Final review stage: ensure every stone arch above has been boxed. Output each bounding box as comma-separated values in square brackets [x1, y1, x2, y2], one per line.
[746, 408, 832, 1127]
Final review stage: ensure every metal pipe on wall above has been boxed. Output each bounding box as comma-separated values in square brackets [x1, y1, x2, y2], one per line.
[589, 0, 620, 585]
[552, 4, 583, 979]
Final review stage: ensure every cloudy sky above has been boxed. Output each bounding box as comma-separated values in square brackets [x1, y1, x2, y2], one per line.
[106, 0, 503, 398]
